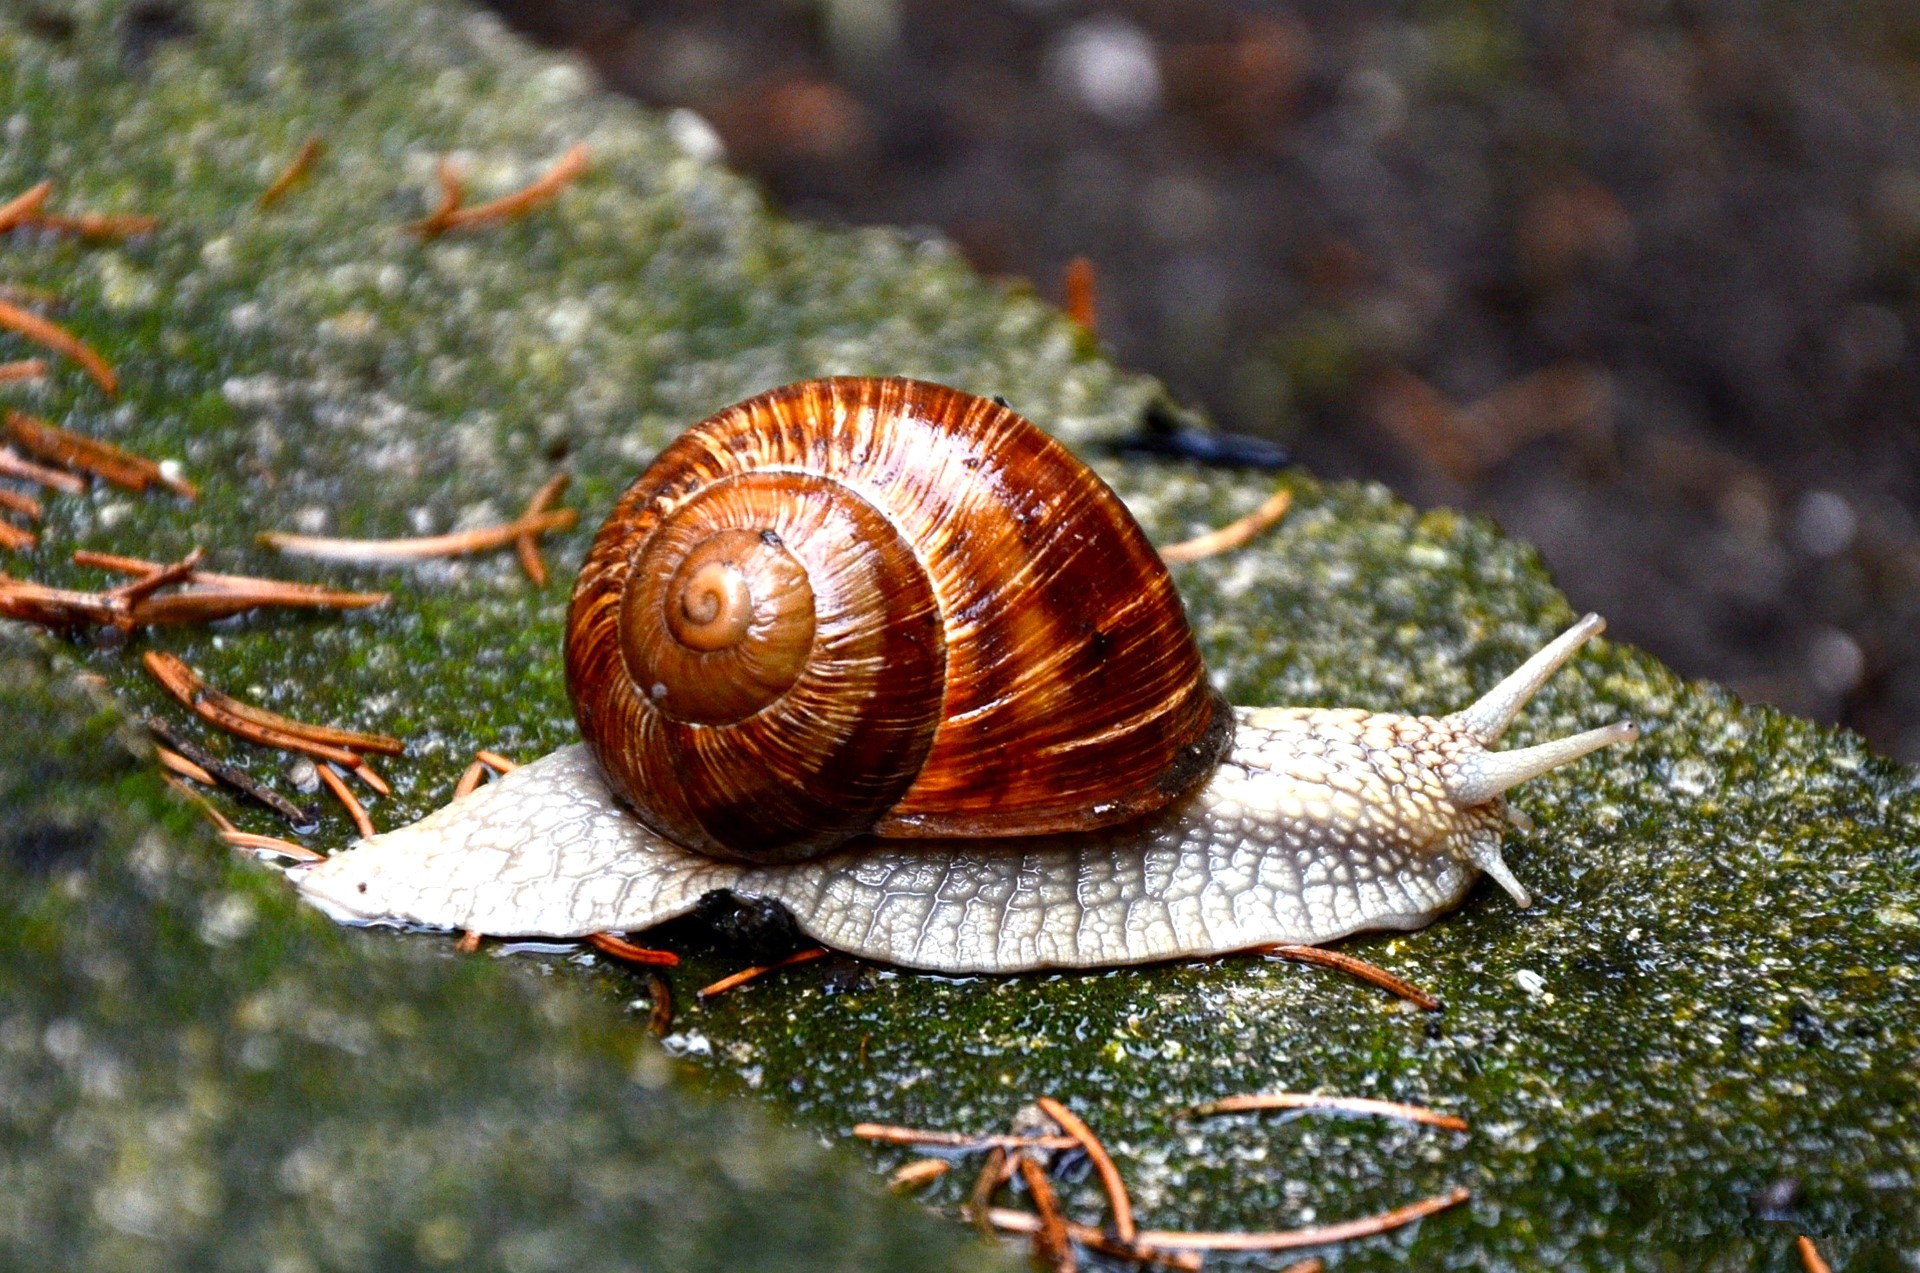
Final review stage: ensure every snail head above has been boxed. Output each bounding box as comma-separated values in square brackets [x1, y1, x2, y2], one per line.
[1234, 613, 1635, 916]
[1437, 613, 1637, 907]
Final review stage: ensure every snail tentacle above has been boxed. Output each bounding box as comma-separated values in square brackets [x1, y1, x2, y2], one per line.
[1459, 827, 1531, 908]
[1444, 719, 1640, 808]
[1450, 611, 1607, 743]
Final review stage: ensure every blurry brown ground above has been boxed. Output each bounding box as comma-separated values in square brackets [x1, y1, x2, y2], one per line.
[485, 0, 1920, 762]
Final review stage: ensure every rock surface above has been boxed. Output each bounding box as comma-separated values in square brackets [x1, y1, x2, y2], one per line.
[0, 630, 999, 1272]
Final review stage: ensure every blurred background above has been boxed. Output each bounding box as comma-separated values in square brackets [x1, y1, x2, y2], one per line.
[482, 0, 1920, 762]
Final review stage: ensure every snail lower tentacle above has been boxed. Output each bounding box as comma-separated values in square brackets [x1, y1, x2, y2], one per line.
[293, 616, 1636, 973]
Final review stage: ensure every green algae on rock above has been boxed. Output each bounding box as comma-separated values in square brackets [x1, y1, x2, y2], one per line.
[2, 0, 1918, 1269]
[0, 628, 1006, 1273]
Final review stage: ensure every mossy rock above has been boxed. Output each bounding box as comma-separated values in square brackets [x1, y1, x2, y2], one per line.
[0, 626, 1003, 1273]
[1, 1, 1916, 1269]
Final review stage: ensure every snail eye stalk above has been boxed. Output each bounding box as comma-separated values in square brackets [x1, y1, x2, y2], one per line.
[1449, 612, 1606, 745]
[1445, 721, 1640, 809]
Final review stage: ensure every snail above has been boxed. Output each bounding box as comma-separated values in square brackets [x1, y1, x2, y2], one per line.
[292, 377, 1637, 973]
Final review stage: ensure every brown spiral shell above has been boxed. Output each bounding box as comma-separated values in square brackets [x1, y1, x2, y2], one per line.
[565, 377, 1232, 864]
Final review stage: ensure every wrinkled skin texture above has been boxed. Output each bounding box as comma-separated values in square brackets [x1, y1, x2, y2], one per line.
[296, 616, 1632, 972]
[298, 726, 1574, 973]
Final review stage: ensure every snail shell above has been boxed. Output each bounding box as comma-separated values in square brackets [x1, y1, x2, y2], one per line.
[293, 379, 1639, 973]
[564, 377, 1230, 863]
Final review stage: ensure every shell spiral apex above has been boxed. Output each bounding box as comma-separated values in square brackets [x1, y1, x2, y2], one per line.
[564, 377, 1231, 865]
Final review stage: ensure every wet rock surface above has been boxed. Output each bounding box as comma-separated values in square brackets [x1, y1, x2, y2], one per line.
[0, 630, 998, 1272]
[0, 1, 1916, 1268]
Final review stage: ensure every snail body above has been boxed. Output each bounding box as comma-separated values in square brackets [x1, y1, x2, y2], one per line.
[293, 378, 1636, 973]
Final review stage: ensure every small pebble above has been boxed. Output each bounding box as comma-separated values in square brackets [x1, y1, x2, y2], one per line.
[1792, 491, 1857, 559]
[1749, 1176, 1803, 1219]
[1048, 16, 1161, 126]
[285, 756, 321, 793]
[1808, 627, 1866, 697]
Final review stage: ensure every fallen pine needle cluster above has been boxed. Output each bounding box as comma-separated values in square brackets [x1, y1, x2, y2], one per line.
[143, 648, 408, 848]
[0, 549, 386, 633]
[857, 1095, 1470, 1270]
[5, 408, 195, 499]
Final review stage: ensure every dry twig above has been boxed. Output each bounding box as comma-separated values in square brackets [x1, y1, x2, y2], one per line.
[5, 409, 195, 498]
[0, 300, 116, 395]
[969, 1147, 1015, 1240]
[982, 1212, 1201, 1271]
[0, 447, 87, 493]
[985, 1189, 1466, 1257]
[221, 830, 324, 863]
[145, 716, 314, 828]
[0, 182, 52, 232]
[420, 157, 465, 231]
[1063, 255, 1097, 333]
[1187, 1092, 1467, 1133]
[887, 1159, 952, 1193]
[454, 748, 519, 799]
[697, 945, 829, 998]
[1035, 1096, 1136, 1243]
[412, 142, 590, 238]
[1017, 1155, 1076, 1273]
[1798, 1236, 1833, 1273]
[584, 931, 681, 967]
[155, 745, 218, 787]
[2, 549, 387, 633]
[1, 182, 156, 240]
[1259, 943, 1441, 1011]
[259, 506, 576, 565]
[16, 211, 158, 240]
[1160, 488, 1293, 564]
[0, 577, 122, 627]
[71, 549, 389, 609]
[0, 489, 43, 520]
[1131, 1186, 1470, 1251]
[5, 571, 221, 629]
[163, 773, 235, 829]
[315, 762, 376, 838]
[164, 774, 326, 863]
[852, 1125, 1080, 1153]
[141, 650, 402, 754]
[141, 650, 394, 792]
[476, 748, 520, 773]
[514, 472, 570, 585]
[453, 760, 489, 799]
[258, 137, 326, 208]
[110, 548, 205, 608]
